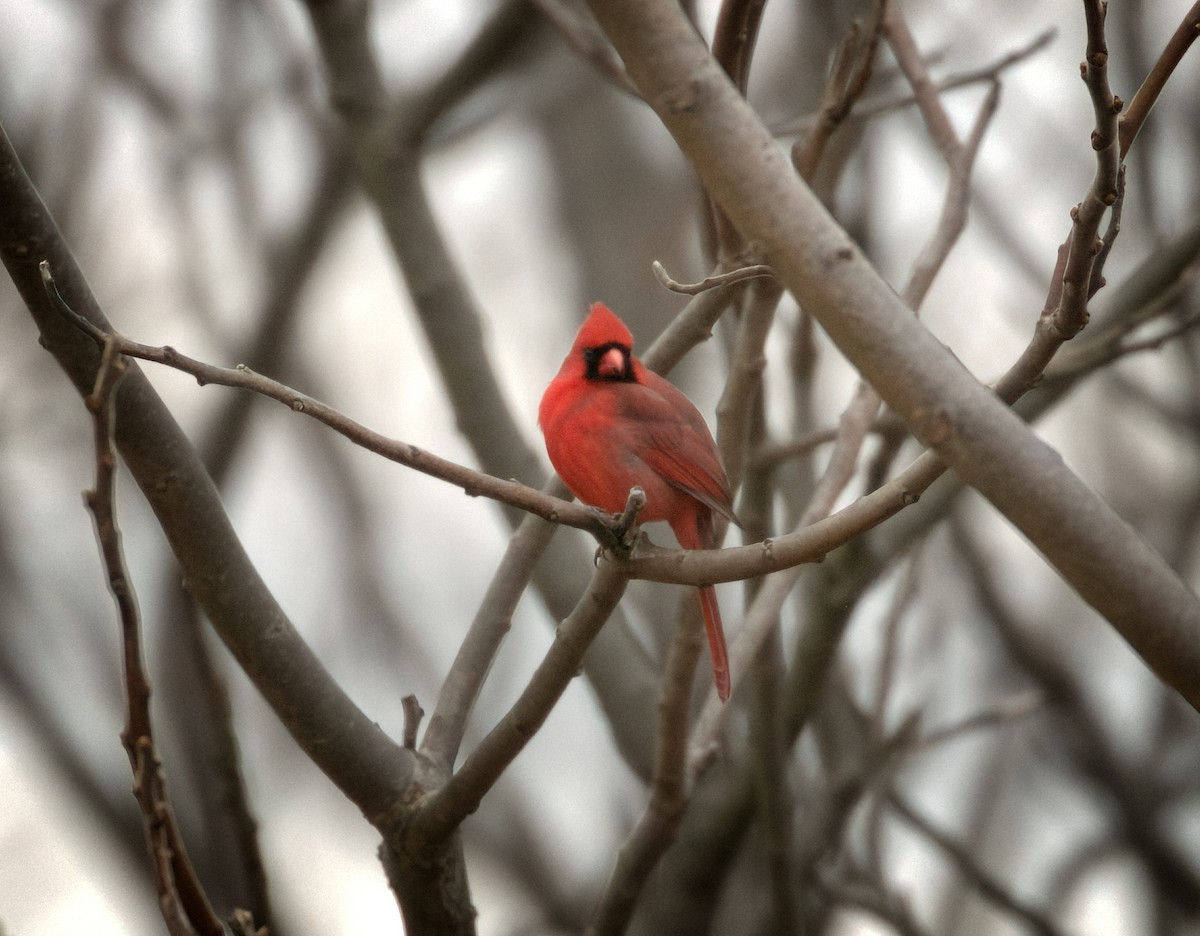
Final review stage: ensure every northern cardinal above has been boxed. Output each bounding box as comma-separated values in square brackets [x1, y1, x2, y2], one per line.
[539, 302, 737, 701]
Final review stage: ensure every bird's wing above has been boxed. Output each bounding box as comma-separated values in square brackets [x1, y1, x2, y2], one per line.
[615, 377, 737, 524]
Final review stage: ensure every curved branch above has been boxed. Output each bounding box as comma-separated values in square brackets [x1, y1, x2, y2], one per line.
[652, 259, 774, 295]
[36, 299, 628, 548]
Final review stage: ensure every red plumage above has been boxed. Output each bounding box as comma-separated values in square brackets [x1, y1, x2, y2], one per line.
[539, 302, 736, 701]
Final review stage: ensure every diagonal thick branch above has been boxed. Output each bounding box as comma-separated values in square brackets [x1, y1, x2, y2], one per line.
[0, 121, 413, 821]
[584, 0, 1200, 710]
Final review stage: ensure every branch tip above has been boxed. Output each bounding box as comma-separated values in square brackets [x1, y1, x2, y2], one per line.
[402, 695, 425, 750]
[653, 259, 774, 295]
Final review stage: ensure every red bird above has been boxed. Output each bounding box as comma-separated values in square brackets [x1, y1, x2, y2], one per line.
[539, 302, 737, 701]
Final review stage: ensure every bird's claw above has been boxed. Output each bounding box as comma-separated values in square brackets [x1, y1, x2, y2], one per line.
[586, 488, 646, 559]
[595, 489, 643, 556]
[586, 506, 637, 558]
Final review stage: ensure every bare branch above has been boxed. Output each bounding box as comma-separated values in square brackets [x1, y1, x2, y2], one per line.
[652, 259, 775, 295]
[588, 595, 703, 936]
[420, 509, 559, 772]
[403, 696, 425, 751]
[711, 0, 767, 93]
[38, 278, 610, 541]
[532, 0, 638, 94]
[775, 28, 1055, 137]
[993, 1, 1124, 403]
[903, 79, 1001, 308]
[1119, 0, 1200, 157]
[885, 2, 1003, 310]
[407, 559, 631, 851]
[0, 124, 413, 822]
[1053, 0, 1122, 337]
[792, 1, 884, 181]
[586, 0, 1200, 710]
[883, 1, 960, 159]
[889, 792, 1069, 936]
[83, 339, 228, 936]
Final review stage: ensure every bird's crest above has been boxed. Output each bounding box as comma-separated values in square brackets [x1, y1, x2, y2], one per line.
[573, 302, 633, 353]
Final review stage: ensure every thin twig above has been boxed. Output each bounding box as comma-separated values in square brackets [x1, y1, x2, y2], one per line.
[774, 28, 1055, 137]
[904, 79, 1001, 307]
[818, 869, 931, 936]
[1055, 0, 1122, 337]
[887, 5, 1001, 310]
[792, 0, 884, 181]
[870, 554, 923, 737]
[884, 0, 960, 158]
[1089, 165, 1125, 299]
[40, 264, 614, 543]
[888, 792, 1068, 936]
[642, 266, 752, 375]
[994, 0, 1124, 403]
[1110, 307, 1200, 359]
[901, 692, 1044, 760]
[84, 338, 228, 936]
[652, 259, 775, 295]
[1119, 1, 1200, 157]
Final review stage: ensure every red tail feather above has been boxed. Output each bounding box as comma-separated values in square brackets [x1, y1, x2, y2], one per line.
[698, 585, 730, 701]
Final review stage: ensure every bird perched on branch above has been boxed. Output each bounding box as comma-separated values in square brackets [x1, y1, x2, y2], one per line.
[539, 302, 737, 701]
